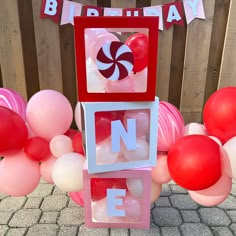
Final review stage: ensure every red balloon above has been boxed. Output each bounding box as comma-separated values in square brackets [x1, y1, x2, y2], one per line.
[90, 178, 114, 201]
[203, 87, 236, 144]
[24, 137, 50, 162]
[0, 106, 28, 156]
[167, 135, 222, 191]
[64, 128, 78, 139]
[72, 132, 85, 155]
[125, 33, 148, 72]
[112, 178, 128, 190]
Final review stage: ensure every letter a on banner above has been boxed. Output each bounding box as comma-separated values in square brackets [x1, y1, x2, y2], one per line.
[40, 0, 63, 23]
[163, 2, 184, 29]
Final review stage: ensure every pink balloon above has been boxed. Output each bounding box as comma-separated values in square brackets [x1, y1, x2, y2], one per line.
[152, 153, 172, 184]
[123, 194, 142, 222]
[151, 180, 162, 203]
[123, 109, 150, 137]
[40, 155, 57, 184]
[131, 68, 147, 92]
[26, 90, 73, 140]
[184, 123, 207, 136]
[0, 151, 40, 196]
[188, 174, 232, 207]
[0, 88, 27, 120]
[158, 101, 185, 151]
[105, 76, 134, 93]
[92, 198, 110, 222]
[68, 190, 84, 207]
[89, 32, 119, 63]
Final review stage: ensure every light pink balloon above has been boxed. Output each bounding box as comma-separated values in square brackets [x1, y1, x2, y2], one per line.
[123, 194, 142, 222]
[126, 178, 143, 198]
[50, 135, 73, 158]
[26, 90, 73, 140]
[221, 147, 232, 178]
[0, 88, 27, 121]
[158, 101, 185, 152]
[0, 151, 40, 196]
[105, 76, 134, 93]
[89, 32, 119, 63]
[96, 137, 119, 164]
[25, 122, 36, 138]
[40, 155, 57, 184]
[68, 190, 84, 207]
[131, 68, 147, 92]
[123, 109, 150, 137]
[184, 123, 207, 136]
[188, 174, 232, 207]
[223, 137, 236, 179]
[152, 153, 172, 184]
[151, 180, 162, 203]
[92, 198, 110, 222]
[122, 138, 149, 161]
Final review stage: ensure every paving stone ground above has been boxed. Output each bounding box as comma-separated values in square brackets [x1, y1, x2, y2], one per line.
[0, 180, 236, 236]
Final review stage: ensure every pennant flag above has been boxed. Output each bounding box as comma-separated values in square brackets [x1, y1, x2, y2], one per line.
[40, 0, 63, 23]
[183, 0, 206, 24]
[83, 5, 103, 16]
[163, 2, 184, 30]
[104, 7, 122, 16]
[123, 8, 143, 16]
[143, 6, 163, 31]
[61, 1, 82, 25]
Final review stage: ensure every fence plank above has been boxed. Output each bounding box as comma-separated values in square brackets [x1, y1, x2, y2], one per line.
[168, 24, 187, 109]
[218, 0, 236, 88]
[204, 0, 230, 104]
[32, 0, 63, 92]
[0, 65, 3, 87]
[18, 0, 40, 99]
[152, 0, 174, 102]
[111, 0, 136, 8]
[180, 0, 216, 124]
[0, 0, 27, 99]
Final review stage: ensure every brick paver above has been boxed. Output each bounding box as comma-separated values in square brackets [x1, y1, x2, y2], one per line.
[1, 181, 236, 235]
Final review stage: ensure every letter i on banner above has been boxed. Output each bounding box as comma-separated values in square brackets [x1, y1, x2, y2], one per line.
[61, 0, 82, 25]
[163, 2, 184, 29]
[183, 0, 206, 24]
[40, 0, 63, 23]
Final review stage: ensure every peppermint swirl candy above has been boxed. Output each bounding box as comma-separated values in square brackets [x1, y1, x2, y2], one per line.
[96, 41, 134, 81]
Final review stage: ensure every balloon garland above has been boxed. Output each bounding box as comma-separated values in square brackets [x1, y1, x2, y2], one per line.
[0, 86, 235, 207]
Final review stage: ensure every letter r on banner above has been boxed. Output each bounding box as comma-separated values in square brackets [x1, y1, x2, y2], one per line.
[111, 119, 136, 153]
[107, 189, 126, 217]
[83, 5, 103, 16]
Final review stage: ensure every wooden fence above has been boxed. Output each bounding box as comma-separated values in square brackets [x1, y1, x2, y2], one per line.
[0, 0, 235, 123]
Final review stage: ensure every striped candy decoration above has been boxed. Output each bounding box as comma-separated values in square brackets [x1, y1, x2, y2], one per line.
[96, 41, 134, 81]
[0, 88, 27, 121]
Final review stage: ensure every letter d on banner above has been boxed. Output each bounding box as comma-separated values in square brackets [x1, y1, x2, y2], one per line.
[40, 0, 63, 23]
[111, 119, 136, 153]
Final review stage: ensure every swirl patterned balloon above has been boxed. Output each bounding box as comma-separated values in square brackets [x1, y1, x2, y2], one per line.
[0, 88, 27, 120]
[158, 101, 185, 151]
[96, 41, 134, 81]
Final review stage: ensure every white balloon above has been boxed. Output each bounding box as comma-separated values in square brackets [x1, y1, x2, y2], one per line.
[86, 58, 106, 92]
[50, 135, 73, 158]
[52, 152, 85, 192]
[126, 178, 143, 198]
[92, 198, 110, 222]
[96, 138, 119, 165]
[184, 123, 207, 136]
[75, 102, 82, 131]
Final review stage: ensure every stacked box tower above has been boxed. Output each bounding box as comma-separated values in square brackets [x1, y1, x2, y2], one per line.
[74, 16, 159, 229]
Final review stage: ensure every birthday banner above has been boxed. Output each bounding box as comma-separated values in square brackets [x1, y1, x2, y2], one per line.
[40, 0, 206, 31]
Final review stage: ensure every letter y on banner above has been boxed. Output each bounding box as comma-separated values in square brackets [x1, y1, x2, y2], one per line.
[40, 0, 63, 23]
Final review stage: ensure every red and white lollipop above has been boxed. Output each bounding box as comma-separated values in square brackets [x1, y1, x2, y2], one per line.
[96, 41, 134, 81]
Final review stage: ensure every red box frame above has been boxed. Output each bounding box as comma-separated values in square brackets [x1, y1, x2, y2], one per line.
[74, 16, 159, 102]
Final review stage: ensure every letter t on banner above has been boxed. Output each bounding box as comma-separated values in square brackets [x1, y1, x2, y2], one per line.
[163, 2, 184, 30]
[40, 0, 63, 23]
